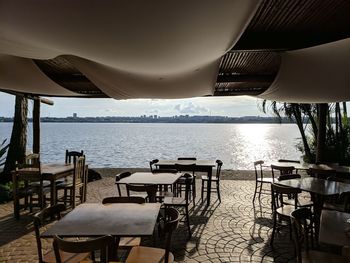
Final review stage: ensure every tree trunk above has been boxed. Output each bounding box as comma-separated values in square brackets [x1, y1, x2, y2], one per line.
[316, 103, 328, 163]
[292, 104, 312, 161]
[1, 95, 28, 183]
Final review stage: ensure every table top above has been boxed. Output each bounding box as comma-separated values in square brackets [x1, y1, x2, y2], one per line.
[269, 162, 308, 170]
[42, 203, 161, 237]
[269, 162, 350, 174]
[319, 210, 350, 246]
[157, 159, 216, 167]
[276, 177, 350, 196]
[17, 163, 74, 175]
[116, 172, 183, 185]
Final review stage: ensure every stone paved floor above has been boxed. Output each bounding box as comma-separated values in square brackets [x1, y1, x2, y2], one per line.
[0, 178, 297, 262]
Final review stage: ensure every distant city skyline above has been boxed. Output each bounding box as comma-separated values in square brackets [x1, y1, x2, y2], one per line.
[0, 92, 269, 118]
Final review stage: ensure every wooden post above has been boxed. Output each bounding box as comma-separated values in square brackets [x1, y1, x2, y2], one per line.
[316, 103, 328, 163]
[33, 98, 40, 154]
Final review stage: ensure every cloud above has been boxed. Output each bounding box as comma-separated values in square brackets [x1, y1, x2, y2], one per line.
[174, 102, 209, 114]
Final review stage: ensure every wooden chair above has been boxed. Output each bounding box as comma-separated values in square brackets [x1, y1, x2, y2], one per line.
[291, 207, 347, 263]
[102, 196, 145, 249]
[270, 183, 301, 246]
[65, 150, 84, 164]
[271, 164, 295, 180]
[308, 167, 336, 180]
[56, 156, 86, 208]
[34, 204, 90, 263]
[125, 207, 179, 263]
[278, 159, 301, 173]
[53, 235, 114, 263]
[201, 159, 223, 203]
[164, 173, 192, 238]
[323, 176, 350, 212]
[149, 159, 159, 172]
[174, 162, 196, 205]
[253, 160, 273, 203]
[152, 169, 177, 200]
[115, 171, 132, 196]
[126, 184, 158, 203]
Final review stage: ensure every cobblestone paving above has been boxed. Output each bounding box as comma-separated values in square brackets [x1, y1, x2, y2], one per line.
[0, 178, 296, 262]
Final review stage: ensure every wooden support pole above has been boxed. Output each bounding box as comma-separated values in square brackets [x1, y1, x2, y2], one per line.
[316, 103, 328, 163]
[33, 98, 40, 154]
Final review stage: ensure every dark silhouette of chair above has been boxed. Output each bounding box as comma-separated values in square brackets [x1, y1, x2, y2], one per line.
[271, 164, 295, 180]
[34, 204, 90, 263]
[53, 235, 113, 263]
[201, 159, 223, 202]
[65, 150, 84, 164]
[323, 176, 350, 212]
[253, 160, 273, 203]
[151, 169, 177, 199]
[149, 159, 159, 172]
[291, 207, 347, 263]
[126, 184, 158, 203]
[164, 173, 192, 238]
[102, 196, 146, 249]
[56, 156, 86, 208]
[270, 183, 301, 246]
[115, 171, 132, 196]
[125, 207, 179, 263]
[174, 162, 196, 205]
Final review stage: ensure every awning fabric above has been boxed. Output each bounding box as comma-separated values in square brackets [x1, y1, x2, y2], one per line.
[0, 0, 260, 99]
[259, 38, 350, 103]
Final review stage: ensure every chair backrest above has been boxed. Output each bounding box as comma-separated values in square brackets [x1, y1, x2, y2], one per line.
[102, 196, 145, 204]
[25, 153, 40, 167]
[271, 164, 295, 181]
[65, 150, 84, 164]
[149, 159, 159, 172]
[33, 204, 66, 263]
[175, 163, 196, 176]
[53, 235, 114, 263]
[73, 156, 86, 187]
[163, 207, 180, 263]
[126, 184, 158, 203]
[182, 173, 193, 205]
[253, 160, 264, 181]
[290, 208, 314, 263]
[115, 171, 131, 182]
[215, 159, 223, 179]
[271, 183, 301, 210]
[177, 157, 197, 160]
[278, 174, 301, 181]
[308, 167, 336, 179]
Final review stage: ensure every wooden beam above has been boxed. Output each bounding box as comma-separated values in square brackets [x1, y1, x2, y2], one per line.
[33, 98, 40, 154]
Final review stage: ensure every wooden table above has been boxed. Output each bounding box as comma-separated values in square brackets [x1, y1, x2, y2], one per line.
[277, 177, 350, 239]
[115, 172, 183, 196]
[270, 162, 350, 174]
[156, 159, 216, 206]
[13, 163, 74, 219]
[42, 203, 161, 260]
[319, 210, 350, 247]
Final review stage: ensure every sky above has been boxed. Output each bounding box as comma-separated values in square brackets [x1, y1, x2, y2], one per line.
[0, 92, 268, 118]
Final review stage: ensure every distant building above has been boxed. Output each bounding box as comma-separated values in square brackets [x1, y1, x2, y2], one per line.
[73, 113, 77, 118]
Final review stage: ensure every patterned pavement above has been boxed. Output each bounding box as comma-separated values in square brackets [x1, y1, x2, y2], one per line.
[0, 176, 296, 262]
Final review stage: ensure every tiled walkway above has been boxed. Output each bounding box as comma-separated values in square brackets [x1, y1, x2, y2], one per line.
[0, 178, 296, 262]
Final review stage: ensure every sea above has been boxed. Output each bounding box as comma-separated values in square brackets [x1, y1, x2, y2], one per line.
[0, 123, 302, 170]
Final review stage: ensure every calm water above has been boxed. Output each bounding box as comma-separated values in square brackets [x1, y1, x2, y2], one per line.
[0, 123, 301, 170]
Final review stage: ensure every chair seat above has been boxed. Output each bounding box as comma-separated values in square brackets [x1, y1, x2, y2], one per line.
[126, 246, 174, 263]
[201, 175, 219, 181]
[43, 249, 90, 263]
[258, 177, 274, 183]
[119, 237, 141, 247]
[29, 180, 51, 188]
[301, 250, 348, 263]
[276, 205, 295, 217]
[164, 196, 186, 206]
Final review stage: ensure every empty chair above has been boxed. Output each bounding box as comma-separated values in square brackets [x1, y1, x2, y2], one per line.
[152, 169, 177, 198]
[149, 159, 159, 172]
[291, 207, 347, 263]
[323, 176, 350, 212]
[164, 173, 192, 237]
[102, 196, 145, 249]
[115, 171, 132, 196]
[174, 163, 196, 205]
[270, 183, 301, 246]
[201, 159, 223, 203]
[56, 156, 86, 208]
[126, 184, 158, 203]
[253, 160, 273, 203]
[53, 235, 114, 263]
[65, 150, 84, 164]
[271, 164, 295, 180]
[125, 207, 179, 263]
[34, 204, 90, 263]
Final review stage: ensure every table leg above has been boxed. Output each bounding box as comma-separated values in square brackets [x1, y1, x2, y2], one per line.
[50, 178, 56, 206]
[311, 193, 325, 244]
[206, 168, 212, 206]
[117, 184, 122, 196]
[12, 172, 19, 219]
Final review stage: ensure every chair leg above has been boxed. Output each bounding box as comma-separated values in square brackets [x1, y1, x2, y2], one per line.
[258, 182, 263, 201]
[192, 179, 196, 206]
[201, 180, 204, 202]
[217, 182, 221, 203]
[185, 206, 191, 238]
[253, 181, 258, 202]
[270, 212, 277, 246]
